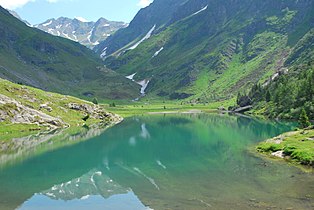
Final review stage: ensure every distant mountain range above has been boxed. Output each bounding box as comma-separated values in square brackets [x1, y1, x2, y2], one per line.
[34, 17, 128, 49]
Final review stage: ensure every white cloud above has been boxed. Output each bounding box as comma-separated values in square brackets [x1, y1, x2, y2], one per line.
[0, 0, 35, 9]
[137, 0, 153, 8]
[0, 0, 62, 9]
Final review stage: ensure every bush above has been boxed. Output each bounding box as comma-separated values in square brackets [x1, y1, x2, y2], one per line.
[82, 114, 90, 122]
[283, 145, 297, 155]
[92, 98, 98, 105]
[257, 143, 283, 152]
[109, 102, 116, 107]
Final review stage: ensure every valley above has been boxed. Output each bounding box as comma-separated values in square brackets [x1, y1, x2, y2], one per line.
[0, 0, 313, 209]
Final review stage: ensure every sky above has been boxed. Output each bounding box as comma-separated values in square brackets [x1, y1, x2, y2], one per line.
[0, 0, 153, 24]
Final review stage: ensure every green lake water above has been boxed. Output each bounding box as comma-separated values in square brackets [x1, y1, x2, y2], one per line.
[0, 114, 313, 210]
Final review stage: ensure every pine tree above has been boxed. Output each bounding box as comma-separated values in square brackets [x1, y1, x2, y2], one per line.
[299, 108, 311, 128]
[92, 97, 98, 105]
[265, 90, 271, 102]
[236, 92, 242, 106]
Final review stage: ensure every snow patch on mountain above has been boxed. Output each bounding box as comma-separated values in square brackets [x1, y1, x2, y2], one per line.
[192, 5, 208, 16]
[62, 32, 70, 39]
[72, 34, 78, 41]
[152, 47, 164, 58]
[137, 79, 150, 95]
[100, 47, 108, 58]
[129, 24, 156, 50]
[75, 17, 88, 22]
[43, 20, 52, 27]
[126, 73, 137, 81]
[87, 27, 96, 43]
[125, 73, 150, 95]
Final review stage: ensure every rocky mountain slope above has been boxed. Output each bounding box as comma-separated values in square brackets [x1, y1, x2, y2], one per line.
[35, 17, 127, 49]
[94, 0, 184, 57]
[8, 10, 31, 26]
[0, 7, 139, 100]
[100, 0, 314, 101]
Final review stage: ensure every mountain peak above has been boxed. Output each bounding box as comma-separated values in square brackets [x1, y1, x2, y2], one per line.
[35, 16, 128, 49]
[74, 16, 89, 22]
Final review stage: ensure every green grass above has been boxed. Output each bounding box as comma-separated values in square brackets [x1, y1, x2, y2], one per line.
[0, 123, 43, 142]
[0, 78, 114, 141]
[257, 128, 314, 166]
[104, 99, 234, 117]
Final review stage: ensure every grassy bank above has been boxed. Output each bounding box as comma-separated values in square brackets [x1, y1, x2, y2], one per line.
[104, 100, 234, 117]
[0, 78, 119, 141]
[256, 127, 314, 167]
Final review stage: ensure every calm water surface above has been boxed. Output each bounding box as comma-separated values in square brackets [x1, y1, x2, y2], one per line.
[0, 114, 313, 210]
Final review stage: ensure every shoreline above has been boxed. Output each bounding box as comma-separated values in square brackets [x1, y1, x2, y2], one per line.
[256, 127, 314, 169]
[0, 116, 123, 168]
[147, 109, 204, 114]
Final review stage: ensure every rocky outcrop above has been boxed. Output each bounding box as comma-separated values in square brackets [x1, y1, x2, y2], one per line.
[67, 103, 122, 123]
[0, 94, 64, 128]
[233, 105, 253, 113]
[0, 93, 123, 130]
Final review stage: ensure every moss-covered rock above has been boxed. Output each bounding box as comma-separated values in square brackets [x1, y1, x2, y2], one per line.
[257, 127, 314, 167]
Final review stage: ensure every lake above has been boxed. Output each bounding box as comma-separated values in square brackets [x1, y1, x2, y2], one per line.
[0, 114, 313, 210]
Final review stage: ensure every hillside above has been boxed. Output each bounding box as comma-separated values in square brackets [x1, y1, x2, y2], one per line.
[0, 7, 139, 100]
[0, 78, 122, 141]
[244, 29, 314, 119]
[101, 0, 314, 101]
[94, 0, 183, 57]
[35, 17, 127, 49]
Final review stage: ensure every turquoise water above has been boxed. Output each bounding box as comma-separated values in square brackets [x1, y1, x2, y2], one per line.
[0, 114, 313, 210]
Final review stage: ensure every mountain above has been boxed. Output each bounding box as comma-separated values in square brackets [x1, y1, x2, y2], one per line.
[35, 17, 127, 49]
[8, 10, 31, 26]
[0, 7, 139, 100]
[42, 169, 128, 201]
[100, 0, 314, 101]
[94, 0, 184, 57]
[244, 29, 314, 119]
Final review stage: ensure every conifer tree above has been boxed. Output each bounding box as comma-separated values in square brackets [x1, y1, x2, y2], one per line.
[92, 97, 98, 105]
[299, 108, 311, 128]
[265, 90, 271, 102]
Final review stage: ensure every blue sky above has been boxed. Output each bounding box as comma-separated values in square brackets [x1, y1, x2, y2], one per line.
[0, 0, 153, 24]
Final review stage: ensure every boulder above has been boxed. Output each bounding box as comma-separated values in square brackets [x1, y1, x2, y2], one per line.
[234, 105, 253, 113]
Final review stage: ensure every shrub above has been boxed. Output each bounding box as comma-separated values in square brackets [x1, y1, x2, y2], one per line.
[92, 98, 98, 105]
